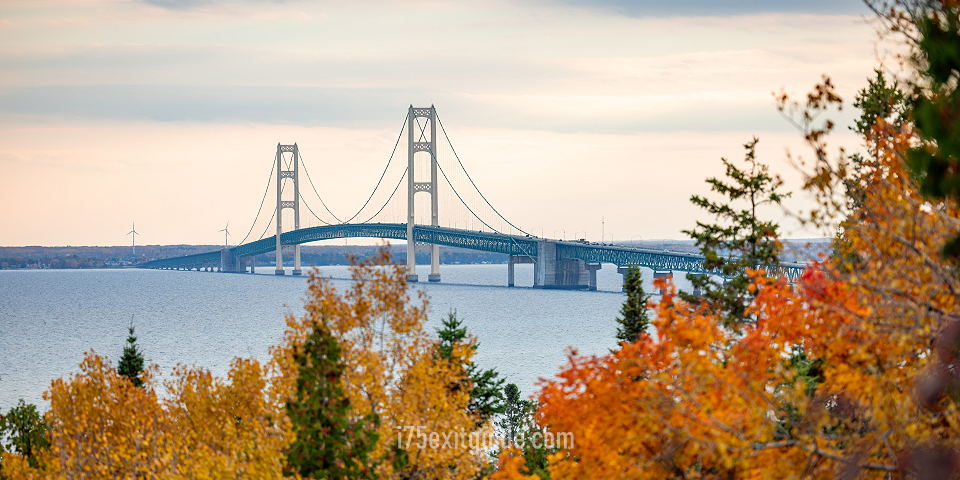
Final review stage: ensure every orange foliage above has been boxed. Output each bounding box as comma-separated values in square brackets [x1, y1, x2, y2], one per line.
[496, 122, 960, 479]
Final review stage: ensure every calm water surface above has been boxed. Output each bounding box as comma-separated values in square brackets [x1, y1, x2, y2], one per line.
[0, 263, 687, 412]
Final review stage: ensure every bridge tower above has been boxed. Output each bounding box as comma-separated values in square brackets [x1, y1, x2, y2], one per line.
[275, 143, 302, 276]
[407, 105, 440, 283]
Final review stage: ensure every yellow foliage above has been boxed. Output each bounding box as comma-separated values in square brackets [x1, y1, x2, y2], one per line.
[2, 248, 487, 479]
[2, 352, 288, 479]
[272, 249, 486, 479]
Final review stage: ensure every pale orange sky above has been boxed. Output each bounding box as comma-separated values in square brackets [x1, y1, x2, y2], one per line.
[0, 0, 887, 246]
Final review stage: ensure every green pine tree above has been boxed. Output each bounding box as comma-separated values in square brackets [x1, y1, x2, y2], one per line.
[681, 138, 790, 327]
[436, 310, 505, 424]
[495, 384, 555, 480]
[904, 2, 960, 259]
[615, 265, 651, 345]
[845, 69, 911, 214]
[0, 399, 50, 470]
[117, 317, 145, 388]
[497, 383, 526, 445]
[830, 70, 911, 267]
[852, 69, 909, 139]
[285, 321, 379, 480]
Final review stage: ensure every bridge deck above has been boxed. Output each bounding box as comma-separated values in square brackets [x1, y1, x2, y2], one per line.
[141, 223, 806, 280]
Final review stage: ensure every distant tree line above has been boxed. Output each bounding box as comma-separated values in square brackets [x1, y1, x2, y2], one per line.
[0, 256, 104, 270]
[0, 245, 510, 269]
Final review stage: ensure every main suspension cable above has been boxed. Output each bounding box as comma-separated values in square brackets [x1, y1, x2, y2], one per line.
[435, 112, 529, 235]
[238, 159, 277, 245]
[257, 179, 286, 241]
[299, 190, 334, 226]
[359, 168, 407, 224]
[298, 150, 343, 224]
[343, 114, 408, 223]
[434, 157, 498, 233]
[259, 208, 277, 241]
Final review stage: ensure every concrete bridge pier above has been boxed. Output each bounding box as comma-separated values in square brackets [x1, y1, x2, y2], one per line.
[428, 244, 440, 282]
[586, 263, 601, 291]
[428, 246, 440, 282]
[220, 249, 234, 273]
[508, 255, 534, 287]
[653, 271, 673, 295]
[293, 247, 302, 276]
[218, 250, 256, 274]
[532, 240, 591, 289]
[617, 266, 630, 292]
[688, 273, 706, 296]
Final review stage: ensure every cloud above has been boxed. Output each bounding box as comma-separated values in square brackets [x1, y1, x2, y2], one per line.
[139, 0, 288, 9]
[553, 0, 870, 16]
[136, 0, 870, 14]
[141, 0, 211, 9]
[0, 84, 850, 134]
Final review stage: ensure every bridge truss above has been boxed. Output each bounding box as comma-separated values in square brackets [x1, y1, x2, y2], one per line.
[142, 223, 806, 282]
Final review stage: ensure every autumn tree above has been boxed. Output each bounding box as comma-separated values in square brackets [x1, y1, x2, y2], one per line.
[681, 138, 790, 326]
[272, 249, 487, 480]
[2, 248, 495, 480]
[2, 351, 290, 478]
[117, 317, 145, 388]
[494, 51, 960, 479]
[859, 1, 960, 476]
[0, 400, 49, 470]
[436, 310, 505, 424]
[285, 320, 379, 479]
[615, 265, 650, 345]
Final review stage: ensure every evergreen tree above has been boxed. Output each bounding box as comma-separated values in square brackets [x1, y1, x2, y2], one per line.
[285, 321, 379, 480]
[497, 383, 527, 445]
[681, 138, 790, 327]
[904, 1, 960, 259]
[852, 69, 909, 139]
[117, 317, 145, 388]
[0, 399, 50, 470]
[844, 69, 911, 215]
[828, 70, 911, 266]
[495, 384, 555, 480]
[615, 265, 651, 345]
[436, 310, 505, 423]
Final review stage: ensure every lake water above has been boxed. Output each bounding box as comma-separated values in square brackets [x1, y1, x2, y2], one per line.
[0, 263, 690, 413]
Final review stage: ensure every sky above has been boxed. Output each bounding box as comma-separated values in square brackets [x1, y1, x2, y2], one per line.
[0, 0, 891, 247]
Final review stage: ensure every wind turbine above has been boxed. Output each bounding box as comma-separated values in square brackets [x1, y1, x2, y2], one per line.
[127, 222, 140, 256]
[220, 222, 230, 248]
[219, 222, 230, 272]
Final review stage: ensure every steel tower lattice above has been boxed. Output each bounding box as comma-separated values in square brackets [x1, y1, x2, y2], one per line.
[275, 143, 302, 275]
[407, 105, 440, 282]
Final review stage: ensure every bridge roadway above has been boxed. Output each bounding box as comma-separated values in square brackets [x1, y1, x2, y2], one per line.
[141, 223, 806, 288]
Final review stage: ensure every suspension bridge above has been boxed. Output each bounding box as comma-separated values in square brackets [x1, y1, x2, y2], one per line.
[142, 105, 806, 290]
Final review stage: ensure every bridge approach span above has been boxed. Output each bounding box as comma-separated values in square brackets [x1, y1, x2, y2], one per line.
[142, 223, 805, 290]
